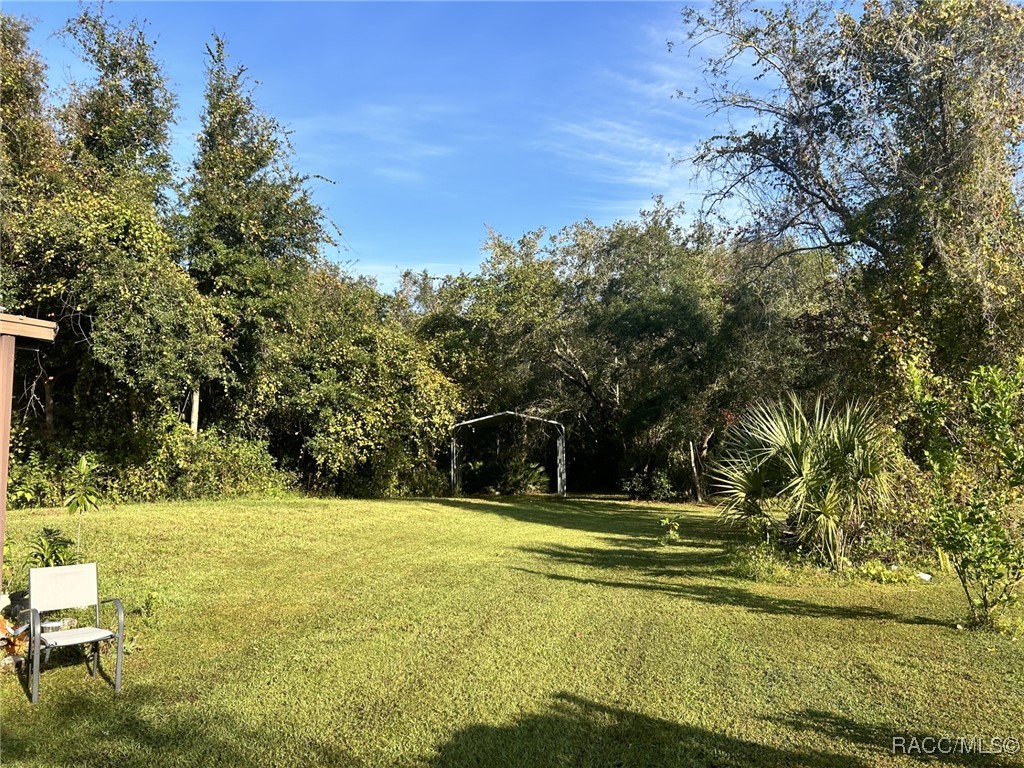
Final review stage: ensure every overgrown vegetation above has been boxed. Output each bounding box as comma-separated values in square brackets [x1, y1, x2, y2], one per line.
[673, 0, 1024, 623]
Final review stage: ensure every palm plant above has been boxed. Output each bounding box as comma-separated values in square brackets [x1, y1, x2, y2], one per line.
[711, 395, 894, 569]
[64, 456, 103, 556]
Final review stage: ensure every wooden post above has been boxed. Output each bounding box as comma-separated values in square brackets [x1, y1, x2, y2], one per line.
[0, 335, 14, 594]
[0, 314, 57, 594]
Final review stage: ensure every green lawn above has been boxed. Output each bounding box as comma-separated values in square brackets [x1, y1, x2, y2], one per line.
[2, 497, 1021, 767]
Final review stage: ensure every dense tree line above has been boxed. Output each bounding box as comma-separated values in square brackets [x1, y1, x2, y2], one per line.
[1, 10, 458, 501]
[2, 0, 1022, 543]
[398, 0, 1024, 503]
[397, 206, 832, 494]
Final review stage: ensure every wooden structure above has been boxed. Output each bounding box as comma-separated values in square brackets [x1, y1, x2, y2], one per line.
[450, 411, 566, 496]
[0, 314, 58, 593]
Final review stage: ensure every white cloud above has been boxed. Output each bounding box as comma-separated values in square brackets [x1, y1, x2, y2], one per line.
[286, 99, 459, 185]
[539, 112, 705, 223]
[536, 16, 754, 226]
[373, 166, 425, 184]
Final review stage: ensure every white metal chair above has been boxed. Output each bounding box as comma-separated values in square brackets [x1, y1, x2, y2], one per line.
[24, 563, 124, 704]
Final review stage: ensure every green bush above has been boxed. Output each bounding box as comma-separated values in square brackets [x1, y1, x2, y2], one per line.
[333, 444, 451, 498]
[7, 453, 59, 509]
[854, 453, 934, 564]
[490, 456, 549, 496]
[9, 418, 292, 507]
[912, 357, 1024, 627]
[852, 558, 917, 584]
[728, 542, 790, 582]
[931, 492, 1024, 626]
[107, 422, 292, 502]
[623, 469, 675, 502]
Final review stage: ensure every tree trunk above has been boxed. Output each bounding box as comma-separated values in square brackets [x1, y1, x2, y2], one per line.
[128, 390, 141, 426]
[689, 440, 703, 503]
[43, 376, 55, 439]
[190, 387, 200, 435]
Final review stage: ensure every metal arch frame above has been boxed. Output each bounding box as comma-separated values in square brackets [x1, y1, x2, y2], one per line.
[450, 411, 566, 496]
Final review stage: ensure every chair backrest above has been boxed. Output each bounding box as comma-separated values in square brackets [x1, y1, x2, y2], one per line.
[29, 563, 100, 612]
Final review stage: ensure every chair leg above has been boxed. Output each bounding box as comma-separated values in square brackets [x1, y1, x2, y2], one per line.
[31, 636, 40, 704]
[92, 642, 99, 677]
[114, 630, 123, 693]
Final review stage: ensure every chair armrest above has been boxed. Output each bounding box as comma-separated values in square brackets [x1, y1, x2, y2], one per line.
[99, 598, 124, 634]
[18, 607, 40, 645]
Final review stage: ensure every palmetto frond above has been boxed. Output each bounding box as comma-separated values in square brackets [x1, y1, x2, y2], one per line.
[711, 394, 895, 569]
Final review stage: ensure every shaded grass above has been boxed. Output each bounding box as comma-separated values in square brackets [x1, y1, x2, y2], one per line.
[1, 496, 1021, 767]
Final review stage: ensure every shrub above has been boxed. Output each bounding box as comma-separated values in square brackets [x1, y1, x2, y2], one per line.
[623, 469, 675, 502]
[9, 417, 292, 507]
[491, 456, 549, 496]
[912, 356, 1024, 627]
[728, 542, 789, 582]
[164, 431, 291, 500]
[335, 446, 451, 498]
[853, 559, 917, 584]
[106, 422, 292, 502]
[854, 453, 934, 564]
[458, 432, 552, 497]
[931, 491, 1024, 626]
[710, 394, 895, 570]
[7, 453, 58, 509]
[658, 515, 683, 543]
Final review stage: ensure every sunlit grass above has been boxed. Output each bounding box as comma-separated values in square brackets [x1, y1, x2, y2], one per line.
[2, 497, 1021, 767]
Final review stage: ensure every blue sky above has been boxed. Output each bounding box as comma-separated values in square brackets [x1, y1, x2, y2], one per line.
[9, 2, 717, 289]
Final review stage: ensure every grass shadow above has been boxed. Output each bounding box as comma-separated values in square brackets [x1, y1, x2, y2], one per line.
[1, 684, 365, 767]
[432, 496, 953, 629]
[430, 496, 676, 538]
[423, 692, 869, 768]
[12, 644, 116, 702]
[520, 538, 732, 579]
[512, 568, 946, 627]
[492, 501, 947, 628]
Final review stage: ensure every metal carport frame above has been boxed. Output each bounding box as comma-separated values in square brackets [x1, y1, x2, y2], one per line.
[450, 411, 566, 496]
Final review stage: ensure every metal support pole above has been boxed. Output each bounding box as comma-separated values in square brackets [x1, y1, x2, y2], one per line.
[556, 427, 566, 496]
[450, 435, 458, 495]
[190, 386, 200, 435]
